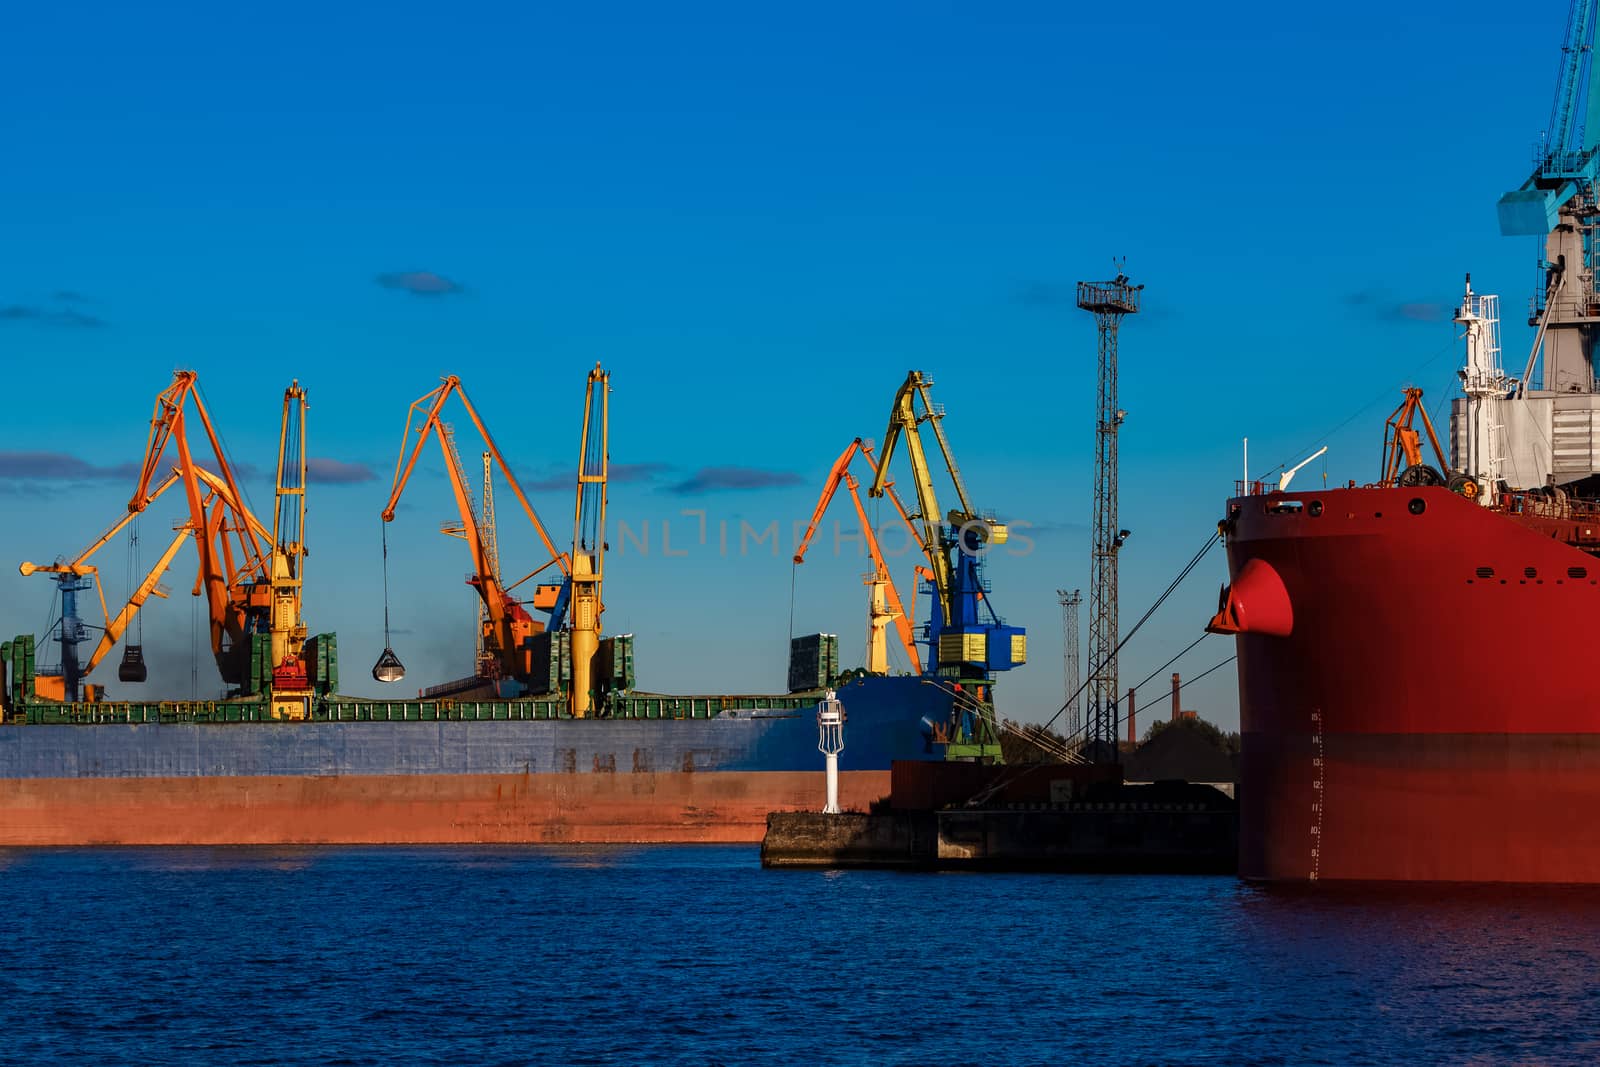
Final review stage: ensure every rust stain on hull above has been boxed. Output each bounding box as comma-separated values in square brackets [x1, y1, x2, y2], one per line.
[0, 770, 893, 846]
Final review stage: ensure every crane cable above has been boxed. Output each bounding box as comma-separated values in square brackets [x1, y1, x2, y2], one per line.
[190, 591, 198, 699]
[1049, 526, 1221, 739]
[1261, 332, 1458, 483]
[127, 514, 143, 647]
[1116, 642, 1240, 728]
[965, 527, 1222, 805]
[370, 520, 407, 683]
[195, 379, 259, 521]
[381, 520, 394, 648]
[1081, 530, 1217, 736]
[786, 560, 799, 682]
[1006, 526, 1220, 748]
[1124, 631, 1212, 709]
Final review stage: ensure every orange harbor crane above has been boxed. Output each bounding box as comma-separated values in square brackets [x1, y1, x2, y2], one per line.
[380, 376, 574, 706]
[129, 371, 269, 681]
[20, 372, 321, 705]
[793, 437, 926, 674]
[22, 471, 209, 700]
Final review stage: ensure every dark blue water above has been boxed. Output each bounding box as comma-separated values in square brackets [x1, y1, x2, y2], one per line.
[3, 847, 1598, 1065]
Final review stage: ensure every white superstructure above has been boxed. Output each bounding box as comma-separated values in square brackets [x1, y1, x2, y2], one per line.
[1450, 270, 1600, 494]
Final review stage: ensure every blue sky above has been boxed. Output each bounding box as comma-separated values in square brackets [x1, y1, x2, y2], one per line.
[0, 0, 1564, 729]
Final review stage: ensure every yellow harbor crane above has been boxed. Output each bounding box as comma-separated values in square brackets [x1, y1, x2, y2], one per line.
[264, 381, 315, 718]
[867, 370, 1023, 699]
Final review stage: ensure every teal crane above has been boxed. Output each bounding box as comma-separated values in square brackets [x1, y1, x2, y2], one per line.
[1499, 0, 1600, 239]
[1499, 1, 1600, 400]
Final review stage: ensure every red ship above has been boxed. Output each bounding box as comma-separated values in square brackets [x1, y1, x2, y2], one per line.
[1211, 3, 1600, 882]
[1213, 276, 1600, 883]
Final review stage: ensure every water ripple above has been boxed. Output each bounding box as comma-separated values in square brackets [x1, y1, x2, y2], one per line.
[1, 848, 1598, 1063]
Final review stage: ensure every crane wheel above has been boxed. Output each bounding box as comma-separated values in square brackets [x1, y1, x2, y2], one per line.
[1447, 473, 1482, 500]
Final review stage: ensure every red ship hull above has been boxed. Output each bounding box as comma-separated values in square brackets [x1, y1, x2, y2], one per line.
[1220, 485, 1600, 883]
[0, 770, 890, 846]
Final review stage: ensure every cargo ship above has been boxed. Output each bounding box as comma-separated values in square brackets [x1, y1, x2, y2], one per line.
[1206, 1, 1600, 884]
[1213, 279, 1600, 882]
[1, 369, 1025, 845]
[0, 639, 967, 846]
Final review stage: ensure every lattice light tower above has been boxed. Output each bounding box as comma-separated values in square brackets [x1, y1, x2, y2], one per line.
[1077, 272, 1141, 758]
[1057, 589, 1082, 737]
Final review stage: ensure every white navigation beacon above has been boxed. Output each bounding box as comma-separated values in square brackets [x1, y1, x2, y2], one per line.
[817, 689, 845, 815]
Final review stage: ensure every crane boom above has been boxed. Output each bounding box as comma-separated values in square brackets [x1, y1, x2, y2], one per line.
[81, 527, 189, 676]
[132, 373, 268, 635]
[869, 372, 954, 616]
[857, 438, 935, 575]
[20, 470, 184, 634]
[481, 451, 500, 584]
[20, 480, 234, 693]
[793, 438, 921, 673]
[862, 370, 1023, 698]
[30, 471, 182, 579]
[793, 438, 866, 563]
[126, 372, 273, 686]
[384, 377, 568, 567]
[1548, 0, 1600, 160]
[909, 374, 975, 519]
[1500, 0, 1600, 236]
[382, 376, 568, 688]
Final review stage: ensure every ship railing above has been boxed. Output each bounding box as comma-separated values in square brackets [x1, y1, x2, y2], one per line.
[1233, 479, 1272, 497]
[1540, 149, 1594, 178]
[1500, 489, 1600, 521]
